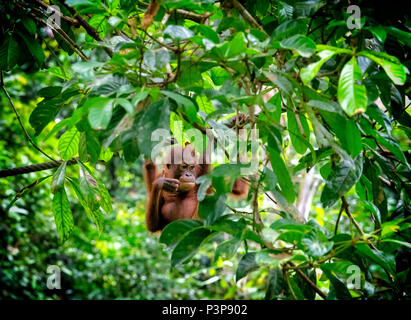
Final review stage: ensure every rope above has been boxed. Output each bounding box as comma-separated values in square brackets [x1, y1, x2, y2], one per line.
[0, 158, 78, 178]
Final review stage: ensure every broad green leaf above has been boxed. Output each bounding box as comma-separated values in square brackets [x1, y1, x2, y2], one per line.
[287, 108, 310, 154]
[271, 19, 307, 41]
[88, 99, 113, 129]
[0, 36, 19, 70]
[376, 133, 407, 164]
[321, 155, 363, 208]
[115, 98, 133, 114]
[280, 34, 316, 57]
[144, 48, 170, 70]
[78, 131, 100, 163]
[319, 110, 362, 157]
[215, 237, 242, 260]
[132, 90, 149, 106]
[58, 127, 80, 160]
[196, 175, 212, 202]
[384, 26, 411, 47]
[358, 50, 407, 85]
[197, 25, 219, 44]
[136, 99, 170, 157]
[161, 90, 198, 123]
[69, 178, 103, 234]
[51, 161, 67, 194]
[198, 194, 227, 225]
[320, 264, 352, 300]
[264, 72, 293, 95]
[355, 243, 395, 277]
[22, 18, 36, 35]
[20, 33, 45, 65]
[29, 100, 63, 135]
[236, 252, 259, 281]
[38, 86, 62, 98]
[338, 57, 368, 116]
[79, 162, 101, 212]
[160, 219, 204, 248]
[52, 187, 74, 244]
[164, 25, 194, 41]
[270, 218, 312, 232]
[226, 32, 247, 58]
[171, 227, 213, 266]
[268, 148, 296, 203]
[300, 50, 336, 84]
[82, 164, 112, 214]
[302, 231, 333, 258]
[265, 267, 285, 299]
[210, 67, 230, 85]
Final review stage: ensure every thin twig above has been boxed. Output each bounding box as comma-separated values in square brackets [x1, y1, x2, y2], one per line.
[334, 200, 346, 235]
[289, 262, 327, 300]
[232, 0, 268, 36]
[1, 72, 56, 161]
[341, 196, 378, 250]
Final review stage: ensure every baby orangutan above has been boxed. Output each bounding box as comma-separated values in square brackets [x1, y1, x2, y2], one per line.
[143, 144, 248, 232]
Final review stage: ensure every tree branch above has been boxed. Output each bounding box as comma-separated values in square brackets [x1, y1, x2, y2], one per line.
[0, 72, 56, 162]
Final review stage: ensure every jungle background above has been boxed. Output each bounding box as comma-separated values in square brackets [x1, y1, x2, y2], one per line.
[0, 0, 410, 300]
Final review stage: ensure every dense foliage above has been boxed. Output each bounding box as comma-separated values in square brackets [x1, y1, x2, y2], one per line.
[1, 0, 410, 300]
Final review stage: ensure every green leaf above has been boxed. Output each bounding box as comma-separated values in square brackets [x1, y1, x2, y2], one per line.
[226, 32, 247, 58]
[358, 50, 407, 85]
[20, 33, 45, 65]
[22, 18, 37, 35]
[355, 243, 395, 277]
[144, 48, 170, 70]
[29, 100, 63, 135]
[171, 227, 213, 266]
[321, 155, 363, 208]
[215, 237, 242, 260]
[385, 26, 411, 47]
[136, 99, 170, 157]
[300, 50, 336, 84]
[58, 127, 80, 160]
[160, 219, 204, 248]
[197, 25, 219, 44]
[376, 133, 407, 164]
[51, 161, 67, 194]
[320, 264, 352, 300]
[69, 178, 104, 234]
[131, 90, 149, 106]
[164, 25, 194, 41]
[265, 267, 286, 299]
[280, 34, 316, 57]
[78, 131, 100, 163]
[337, 57, 368, 116]
[79, 162, 101, 212]
[271, 19, 307, 41]
[82, 164, 112, 214]
[287, 108, 310, 154]
[198, 194, 227, 225]
[236, 252, 259, 281]
[115, 98, 133, 114]
[264, 72, 293, 95]
[161, 91, 198, 123]
[38, 86, 62, 98]
[302, 231, 333, 258]
[0, 36, 19, 70]
[268, 148, 296, 203]
[88, 99, 113, 129]
[210, 67, 230, 85]
[52, 187, 74, 244]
